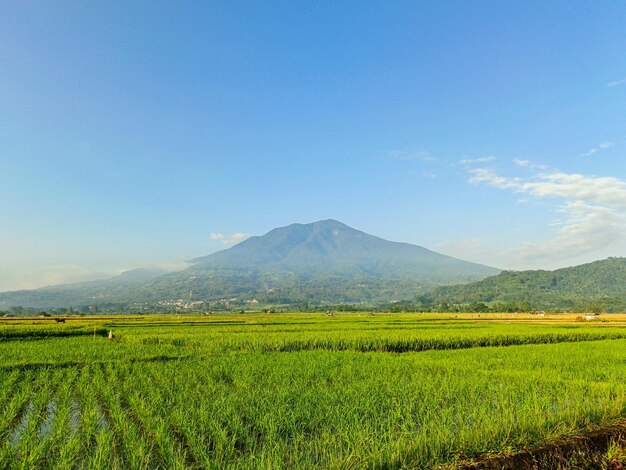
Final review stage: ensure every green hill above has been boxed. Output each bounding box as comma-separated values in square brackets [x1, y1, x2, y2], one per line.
[419, 257, 626, 312]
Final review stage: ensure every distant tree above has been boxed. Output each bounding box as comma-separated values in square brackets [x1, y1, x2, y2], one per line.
[67, 305, 74, 316]
[550, 275, 558, 289]
[467, 302, 489, 313]
[91, 305, 98, 315]
[8, 306, 24, 316]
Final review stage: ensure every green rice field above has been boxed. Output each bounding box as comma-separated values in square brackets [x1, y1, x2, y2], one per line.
[1, 313, 626, 469]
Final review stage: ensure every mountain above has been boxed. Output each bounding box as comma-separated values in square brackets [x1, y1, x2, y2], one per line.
[0, 220, 499, 309]
[191, 220, 497, 279]
[419, 257, 626, 312]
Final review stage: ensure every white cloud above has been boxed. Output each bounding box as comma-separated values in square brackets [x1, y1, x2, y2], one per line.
[469, 169, 626, 208]
[511, 201, 623, 264]
[210, 232, 251, 245]
[459, 156, 496, 165]
[607, 78, 626, 87]
[467, 166, 626, 267]
[582, 141, 614, 157]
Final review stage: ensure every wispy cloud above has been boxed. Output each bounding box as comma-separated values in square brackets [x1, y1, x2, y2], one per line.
[445, 237, 484, 250]
[121, 259, 190, 274]
[0, 258, 191, 291]
[210, 232, 251, 245]
[467, 166, 626, 266]
[459, 156, 496, 165]
[388, 150, 437, 162]
[469, 169, 626, 207]
[607, 78, 626, 87]
[469, 168, 521, 189]
[433, 237, 493, 265]
[581, 141, 614, 157]
[513, 158, 549, 170]
[0, 265, 111, 291]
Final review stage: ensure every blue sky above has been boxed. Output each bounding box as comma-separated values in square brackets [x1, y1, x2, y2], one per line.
[1, 1, 625, 290]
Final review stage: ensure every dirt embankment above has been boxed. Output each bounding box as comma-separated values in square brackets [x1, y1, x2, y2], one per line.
[458, 422, 626, 469]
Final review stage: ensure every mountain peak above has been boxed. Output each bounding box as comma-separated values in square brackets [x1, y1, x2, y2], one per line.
[270, 219, 352, 234]
[261, 219, 367, 244]
[311, 219, 349, 228]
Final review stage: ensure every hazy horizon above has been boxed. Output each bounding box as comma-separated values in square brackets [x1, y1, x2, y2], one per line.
[1, 2, 625, 291]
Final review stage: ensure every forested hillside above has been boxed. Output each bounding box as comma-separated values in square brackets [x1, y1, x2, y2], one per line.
[419, 257, 626, 312]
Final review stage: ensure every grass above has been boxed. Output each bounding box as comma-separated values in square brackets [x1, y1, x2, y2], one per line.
[0, 313, 625, 468]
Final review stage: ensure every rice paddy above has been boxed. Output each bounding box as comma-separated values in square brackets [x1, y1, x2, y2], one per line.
[1, 313, 626, 468]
